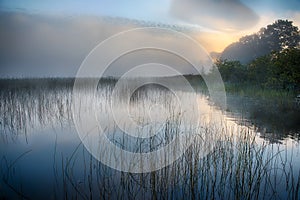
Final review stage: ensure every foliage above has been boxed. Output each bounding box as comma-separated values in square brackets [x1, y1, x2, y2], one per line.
[247, 54, 271, 85]
[215, 48, 300, 93]
[268, 48, 300, 90]
[221, 20, 300, 63]
[214, 59, 247, 83]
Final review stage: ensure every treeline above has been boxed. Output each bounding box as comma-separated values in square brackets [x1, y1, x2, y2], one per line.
[214, 47, 300, 92]
[221, 20, 300, 63]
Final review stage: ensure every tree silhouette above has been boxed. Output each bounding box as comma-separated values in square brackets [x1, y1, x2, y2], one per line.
[221, 20, 300, 63]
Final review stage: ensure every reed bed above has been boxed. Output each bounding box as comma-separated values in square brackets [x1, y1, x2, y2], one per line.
[0, 78, 299, 199]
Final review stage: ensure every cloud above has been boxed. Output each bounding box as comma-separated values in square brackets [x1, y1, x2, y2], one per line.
[0, 12, 134, 77]
[170, 0, 259, 31]
[288, 11, 300, 27]
[0, 12, 213, 77]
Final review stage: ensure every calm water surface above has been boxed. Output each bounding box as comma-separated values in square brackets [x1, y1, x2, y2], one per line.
[0, 79, 299, 199]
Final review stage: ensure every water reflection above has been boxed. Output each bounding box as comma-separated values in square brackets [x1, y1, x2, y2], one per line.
[225, 94, 300, 143]
[0, 79, 299, 199]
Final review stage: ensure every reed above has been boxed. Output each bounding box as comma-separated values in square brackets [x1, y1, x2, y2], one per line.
[0, 78, 299, 199]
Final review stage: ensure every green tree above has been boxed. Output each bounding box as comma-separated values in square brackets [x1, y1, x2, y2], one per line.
[215, 59, 247, 83]
[268, 48, 300, 90]
[247, 55, 272, 86]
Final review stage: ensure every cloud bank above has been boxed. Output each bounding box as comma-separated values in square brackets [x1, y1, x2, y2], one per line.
[0, 12, 211, 77]
[170, 0, 259, 31]
[0, 12, 135, 77]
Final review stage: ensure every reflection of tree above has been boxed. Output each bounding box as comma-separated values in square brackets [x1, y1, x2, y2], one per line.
[222, 20, 300, 63]
[1, 79, 300, 199]
[224, 95, 300, 144]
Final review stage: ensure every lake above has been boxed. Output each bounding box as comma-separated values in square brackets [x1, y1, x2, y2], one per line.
[0, 78, 299, 199]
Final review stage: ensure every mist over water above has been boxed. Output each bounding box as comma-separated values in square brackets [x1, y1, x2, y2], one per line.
[0, 78, 299, 199]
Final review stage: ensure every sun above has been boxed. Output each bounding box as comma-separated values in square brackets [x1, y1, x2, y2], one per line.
[192, 31, 241, 53]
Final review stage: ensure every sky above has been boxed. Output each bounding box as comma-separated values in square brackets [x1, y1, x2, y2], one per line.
[0, 0, 300, 77]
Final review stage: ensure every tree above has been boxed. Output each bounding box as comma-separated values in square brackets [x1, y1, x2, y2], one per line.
[247, 55, 272, 86]
[215, 59, 246, 83]
[267, 48, 300, 90]
[221, 20, 300, 63]
[260, 20, 300, 51]
[215, 47, 300, 92]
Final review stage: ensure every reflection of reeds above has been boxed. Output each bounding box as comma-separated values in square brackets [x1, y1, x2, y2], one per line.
[53, 123, 299, 199]
[0, 78, 299, 199]
[0, 149, 32, 199]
